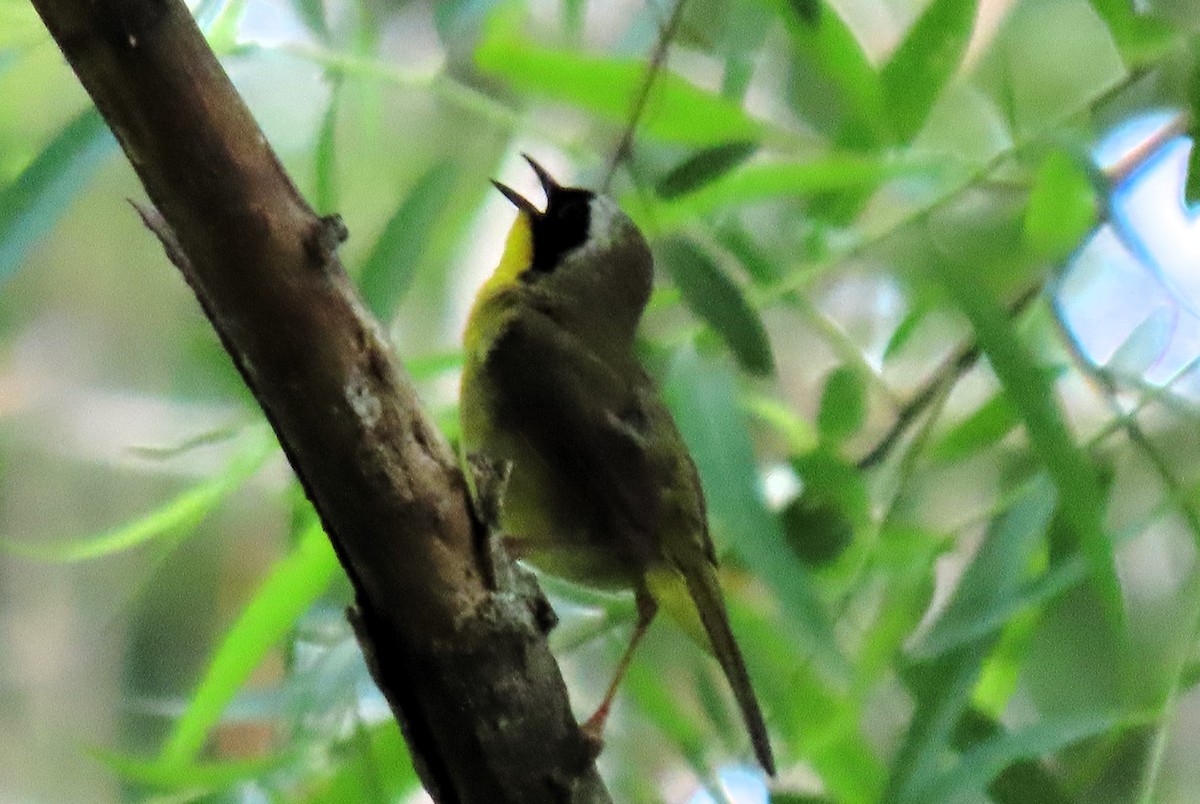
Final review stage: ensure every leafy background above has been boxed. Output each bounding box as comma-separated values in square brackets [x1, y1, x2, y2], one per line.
[1, 0, 1199, 801]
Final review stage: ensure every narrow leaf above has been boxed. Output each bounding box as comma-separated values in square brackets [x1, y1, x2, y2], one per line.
[767, 0, 889, 146]
[933, 255, 1123, 631]
[931, 392, 1019, 463]
[655, 141, 759, 200]
[911, 477, 1057, 661]
[358, 161, 458, 322]
[91, 748, 283, 791]
[313, 83, 340, 215]
[882, 304, 928, 363]
[880, 0, 978, 143]
[974, 1, 1126, 138]
[0, 108, 115, 282]
[475, 7, 763, 146]
[303, 721, 418, 803]
[160, 522, 339, 764]
[0, 434, 271, 563]
[291, 0, 330, 41]
[741, 392, 819, 454]
[718, 227, 782, 286]
[631, 154, 932, 233]
[1087, 0, 1177, 66]
[1023, 149, 1098, 260]
[886, 481, 1058, 803]
[817, 365, 866, 444]
[659, 238, 775, 376]
[911, 554, 1085, 661]
[914, 713, 1122, 802]
[949, 709, 1085, 804]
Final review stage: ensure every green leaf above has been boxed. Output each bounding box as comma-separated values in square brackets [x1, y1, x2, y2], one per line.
[885, 481, 1059, 803]
[765, 0, 889, 146]
[880, 0, 977, 143]
[631, 154, 929, 233]
[1087, 0, 1177, 66]
[663, 349, 845, 678]
[931, 392, 1019, 463]
[933, 254, 1123, 632]
[358, 161, 458, 322]
[949, 709, 1083, 804]
[790, 448, 870, 533]
[655, 141, 759, 199]
[313, 83, 340, 215]
[0, 433, 272, 562]
[973, 1, 1126, 139]
[475, 7, 762, 146]
[160, 521, 339, 764]
[881, 303, 928, 363]
[291, 0, 330, 41]
[91, 748, 283, 791]
[303, 721, 418, 803]
[204, 0, 250, 52]
[771, 794, 837, 804]
[910, 477, 1057, 661]
[913, 713, 1122, 802]
[405, 349, 464, 380]
[780, 495, 853, 567]
[741, 392, 819, 454]
[856, 526, 941, 699]
[0, 108, 115, 282]
[0, 1, 46, 48]
[1023, 579, 1125, 720]
[1023, 149, 1098, 260]
[718, 227, 782, 286]
[659, 238, 775, 376]
[817, 365, 866, 444]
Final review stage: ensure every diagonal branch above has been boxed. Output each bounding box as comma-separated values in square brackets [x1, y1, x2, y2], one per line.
[27, 0, 608, 801]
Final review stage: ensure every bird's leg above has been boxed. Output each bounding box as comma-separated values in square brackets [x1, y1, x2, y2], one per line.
[581, 587, 658, 744]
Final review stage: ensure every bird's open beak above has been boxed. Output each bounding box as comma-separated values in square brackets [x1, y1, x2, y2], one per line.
[522, 154, 559, 197]
[491, 180, 540, 217]
[492, 154, 561, 217]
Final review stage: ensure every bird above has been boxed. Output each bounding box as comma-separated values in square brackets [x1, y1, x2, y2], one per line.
[458, 154, 774, 776]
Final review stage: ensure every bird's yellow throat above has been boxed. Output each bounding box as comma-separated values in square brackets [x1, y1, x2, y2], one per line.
[464, 212, 533, 351]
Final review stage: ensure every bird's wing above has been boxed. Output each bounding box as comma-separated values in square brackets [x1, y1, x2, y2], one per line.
[483, 310, 674, 563]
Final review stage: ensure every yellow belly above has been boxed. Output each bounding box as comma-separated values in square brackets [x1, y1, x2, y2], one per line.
[499, 452, 640, 589]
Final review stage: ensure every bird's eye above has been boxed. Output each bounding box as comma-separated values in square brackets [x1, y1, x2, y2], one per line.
[529, 188, 593, 274]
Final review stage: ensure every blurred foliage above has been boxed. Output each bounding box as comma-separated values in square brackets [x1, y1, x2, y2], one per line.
[5, 0, 1200, 801]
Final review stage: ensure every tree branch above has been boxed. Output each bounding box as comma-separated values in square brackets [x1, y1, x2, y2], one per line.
[28, 0, 609, 800]
[857, 282, 1043, 470]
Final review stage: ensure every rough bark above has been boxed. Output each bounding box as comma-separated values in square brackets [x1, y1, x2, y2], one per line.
[27, 0, 610, 800]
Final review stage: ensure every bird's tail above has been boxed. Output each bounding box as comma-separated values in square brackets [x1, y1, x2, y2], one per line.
[652, 562, 776, 776]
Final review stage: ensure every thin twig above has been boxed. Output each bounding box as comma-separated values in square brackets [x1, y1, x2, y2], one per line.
[857, 282, 1043, 470]
[601, 0, 690, 193]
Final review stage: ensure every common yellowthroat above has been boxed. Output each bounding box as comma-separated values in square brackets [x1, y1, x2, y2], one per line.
[459, 156, 774, 775]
